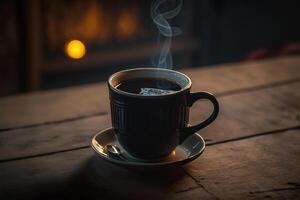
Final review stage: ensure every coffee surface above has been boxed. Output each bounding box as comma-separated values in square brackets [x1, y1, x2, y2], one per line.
[116, 78, 181, 95]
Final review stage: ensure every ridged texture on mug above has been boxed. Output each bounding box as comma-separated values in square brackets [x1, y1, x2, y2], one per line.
[110, 100, 188, 131]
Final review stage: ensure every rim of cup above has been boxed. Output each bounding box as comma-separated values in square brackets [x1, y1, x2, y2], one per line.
[108, 68, 192, 98]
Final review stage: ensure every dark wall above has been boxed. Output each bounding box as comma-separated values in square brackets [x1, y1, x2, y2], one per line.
[0, 0, 21, 96]
[195, 0, 300, 65]
[1, 0, 299, 96]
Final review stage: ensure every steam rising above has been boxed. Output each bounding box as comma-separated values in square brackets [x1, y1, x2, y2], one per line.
[151, 0, 183, 69]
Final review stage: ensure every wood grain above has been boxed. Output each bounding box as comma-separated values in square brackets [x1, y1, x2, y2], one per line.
[0, 56, 300, 199]
[0, 81, 299, 161]
[0, 130, 298, 199]
[185, 55, 300, 95]
[190, 81, 300, 144]
[1, 56, 299, 130]
[0, 115, 109, 161]
[183, 129, 300, 199]
[0, 83, 109, 130]
[0, 148, 199, 200]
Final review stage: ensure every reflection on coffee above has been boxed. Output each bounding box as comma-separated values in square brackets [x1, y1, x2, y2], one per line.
[116, 78, 181, 95]
[139, 88, 175, 95]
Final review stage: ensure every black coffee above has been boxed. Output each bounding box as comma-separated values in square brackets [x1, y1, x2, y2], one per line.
[116, 78, 181, 95]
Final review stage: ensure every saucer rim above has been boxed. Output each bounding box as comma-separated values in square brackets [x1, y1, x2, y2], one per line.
[91, 127, 205, 167]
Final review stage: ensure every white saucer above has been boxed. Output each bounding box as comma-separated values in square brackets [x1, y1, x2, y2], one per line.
[91, 128, 205, 170]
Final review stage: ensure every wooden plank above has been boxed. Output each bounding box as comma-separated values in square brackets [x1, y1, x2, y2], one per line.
[0, 83, 109, 130]
[173, 185, 300, 200]
[0, 56, 299, 129]
[190, 81, 300, 143]
[185, 55, 300, 95]
[172, 188, 215, 200]
[0, 81, 299, 161]
[0, 115, 109, 161]
[0, 129, 299, 199]
[183, 129, 300, 199]
[0, 149, 199, 200]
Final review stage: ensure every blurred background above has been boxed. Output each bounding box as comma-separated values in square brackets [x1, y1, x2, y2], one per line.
[0, 0, 299, 96]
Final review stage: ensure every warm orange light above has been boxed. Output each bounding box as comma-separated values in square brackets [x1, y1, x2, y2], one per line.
[172, 150, 176, 156]
[65, 40, 86, 59]
[116, 9, 139, 39]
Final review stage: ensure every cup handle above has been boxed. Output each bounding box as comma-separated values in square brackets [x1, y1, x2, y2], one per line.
[180, 92, 219, 143]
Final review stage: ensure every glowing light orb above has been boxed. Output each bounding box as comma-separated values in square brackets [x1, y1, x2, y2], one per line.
[65, 40, 86, 59]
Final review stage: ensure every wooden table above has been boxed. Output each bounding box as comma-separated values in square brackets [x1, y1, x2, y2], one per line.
[0, 56, 300, 200]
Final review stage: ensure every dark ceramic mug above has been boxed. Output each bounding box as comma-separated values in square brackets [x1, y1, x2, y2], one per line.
[108, 68, 219, 160]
